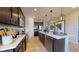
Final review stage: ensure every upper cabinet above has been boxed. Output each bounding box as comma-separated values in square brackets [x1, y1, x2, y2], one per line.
[0, 7, 11, 24]
[0, 7, 25, 27]
[0, 7, 11, 18]
[11, 7, 19, 26]
[18, 8, 25, 27]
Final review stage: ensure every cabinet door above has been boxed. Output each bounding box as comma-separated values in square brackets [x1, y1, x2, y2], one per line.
[15, 41, 23, 52]
[42, 33, 45, 45]
[45, 36, 52, 52]
[18, 8, 25, 27]
[39, 33, 45, 45]
[0, 7, 11, 24]
[54, 38, 65, 52]
[15, 44, 20, 52]
[39, 32, 41, 41]
[0, 7, 11, 18]
[15, 37, 26, 52]
[22, 37, 26, 52]
[11, 7, 19, 25]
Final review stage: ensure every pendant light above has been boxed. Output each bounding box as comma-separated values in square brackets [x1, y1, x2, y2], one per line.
[45, 14, 48, 26]
[60, 7, 65, 20]
[49, 9, 56, 21]
[60, 7, 63, 20]
[50, 10, 53, 20]
[34, 8, 37, 11]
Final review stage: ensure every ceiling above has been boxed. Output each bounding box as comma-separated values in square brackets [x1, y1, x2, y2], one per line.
[21, 7, 78, 22]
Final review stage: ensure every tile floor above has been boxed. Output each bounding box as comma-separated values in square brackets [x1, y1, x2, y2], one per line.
[26, 36, 79, 52]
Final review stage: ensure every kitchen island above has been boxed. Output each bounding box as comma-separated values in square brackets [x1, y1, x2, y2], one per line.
[39, 31, 69, 52]
[0, 35, 26, 52]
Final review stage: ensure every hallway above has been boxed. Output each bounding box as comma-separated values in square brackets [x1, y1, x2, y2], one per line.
[26, 36, 47, 52]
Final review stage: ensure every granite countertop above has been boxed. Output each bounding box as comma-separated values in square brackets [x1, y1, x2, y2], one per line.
[0, 35, 25, 51]
[39, 31, 68, 39]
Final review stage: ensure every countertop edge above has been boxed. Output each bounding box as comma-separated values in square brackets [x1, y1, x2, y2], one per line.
[0, 35, 26, 51]
[39, 31, 68, 39]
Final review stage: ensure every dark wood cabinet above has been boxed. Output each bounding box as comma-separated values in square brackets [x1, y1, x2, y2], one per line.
[0, 7, 11, 18]
[22, 36, 26, 51]
[18, 8, 25, 27]
[15, 41, 23, 52]
[53, 38, 65, 52]
[45, 35, 53, 52]
[39, 32, 65, 52]
[0, 7, 25, 27]
[0, 7, 11, 24]
[34, 29, 39, 36]
[14, 36, 26, 52]
[39, 32, 45, 45]
[11, 7, 25, 27]
[11, 7, 19, 25]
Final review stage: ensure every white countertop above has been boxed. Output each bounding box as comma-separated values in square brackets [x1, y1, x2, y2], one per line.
[0, 35, 25, 51]
[39, 31, 68, 39]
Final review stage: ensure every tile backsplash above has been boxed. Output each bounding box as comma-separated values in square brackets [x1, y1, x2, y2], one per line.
[0, 24, 24, 33]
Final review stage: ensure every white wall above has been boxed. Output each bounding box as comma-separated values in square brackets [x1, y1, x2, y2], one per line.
[25, 17, 34, 39]
[65, 11, 79, 44]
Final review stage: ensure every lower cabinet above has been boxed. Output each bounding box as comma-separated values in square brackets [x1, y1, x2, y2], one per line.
[34, 30, 39, 36]
[1, 36, 27, 52]
[39, 32, 65, 52]
[45, 37, 65, 52]
[45, 35, 52, 52]
[53, 38, 65, 52]
[39, 32, 45, 45]
[14, 36, 26, 52]
[22, 37, 26, 51]
[14, 41, 23, 52]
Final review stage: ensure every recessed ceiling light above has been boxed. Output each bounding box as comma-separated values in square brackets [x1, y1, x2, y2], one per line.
[32, 16, 36, 19]
[34, 8, 37, 11]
